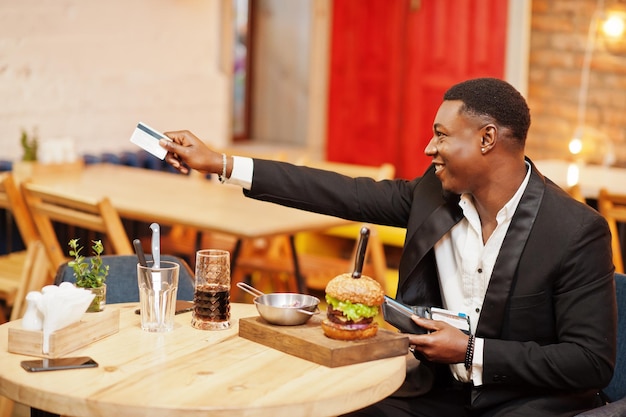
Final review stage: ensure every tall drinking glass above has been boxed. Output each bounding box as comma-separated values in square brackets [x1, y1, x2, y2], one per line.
[137, 261, 179, 332]
[192, 249, 231, 330]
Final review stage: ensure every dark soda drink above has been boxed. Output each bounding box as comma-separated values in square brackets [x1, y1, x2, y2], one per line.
[192, 284, 230, 329]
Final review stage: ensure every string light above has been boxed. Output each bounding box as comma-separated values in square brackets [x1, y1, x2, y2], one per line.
[569, 137, 583, 155]
[602, 12, 626, 38]
[569, 0, 624, 163]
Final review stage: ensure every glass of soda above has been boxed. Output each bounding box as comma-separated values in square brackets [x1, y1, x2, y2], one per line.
[191, 249, 231, 330]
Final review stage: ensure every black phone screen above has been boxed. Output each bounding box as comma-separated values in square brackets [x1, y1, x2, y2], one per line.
[21, 356, 98, 372]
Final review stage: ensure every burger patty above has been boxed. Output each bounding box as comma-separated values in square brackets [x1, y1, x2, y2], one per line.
[327, 305, 373, 325]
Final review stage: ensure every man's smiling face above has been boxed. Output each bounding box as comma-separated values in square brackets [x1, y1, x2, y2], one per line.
[424, 100, 487, 195]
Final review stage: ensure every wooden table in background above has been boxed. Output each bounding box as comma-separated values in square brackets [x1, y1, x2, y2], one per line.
[27, 163, 353, 292]
[535, 159, 626, 199]
[28, 163, 349, 242]
[0, 303, 406, 417]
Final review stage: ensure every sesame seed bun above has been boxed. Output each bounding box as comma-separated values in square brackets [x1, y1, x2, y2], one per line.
[325, 273, 384, 307]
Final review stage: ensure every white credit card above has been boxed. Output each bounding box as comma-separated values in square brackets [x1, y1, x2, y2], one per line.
[129, 122, 169, 160]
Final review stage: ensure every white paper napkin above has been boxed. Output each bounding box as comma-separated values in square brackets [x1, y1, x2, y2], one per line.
[32, 282, 96, 354]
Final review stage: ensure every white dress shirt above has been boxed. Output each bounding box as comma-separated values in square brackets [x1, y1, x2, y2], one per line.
[228, 156, 254, 189]
[437, 161, 531, 384]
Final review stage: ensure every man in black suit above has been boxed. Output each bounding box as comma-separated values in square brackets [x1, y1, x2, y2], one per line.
[160, 78, 616, 417]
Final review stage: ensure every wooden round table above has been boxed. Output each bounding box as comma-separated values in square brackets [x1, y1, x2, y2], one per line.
[0, 303, 407, 417]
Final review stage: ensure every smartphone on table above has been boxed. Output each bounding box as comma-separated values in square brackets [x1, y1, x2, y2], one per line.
[21, 356, 98, 372]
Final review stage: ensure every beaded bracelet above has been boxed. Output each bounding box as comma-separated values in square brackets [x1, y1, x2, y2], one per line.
[465, 334, 475, 370]
[218, 153, 227, 184]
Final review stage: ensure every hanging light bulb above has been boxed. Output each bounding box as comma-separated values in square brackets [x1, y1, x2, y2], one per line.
[602, 12, 626, 38]
[569, 138, 583, 155]
[569, 126, 584, 155]
[569, 0, 623, 162]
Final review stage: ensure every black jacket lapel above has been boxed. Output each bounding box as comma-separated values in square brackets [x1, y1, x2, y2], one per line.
[398, 171, 463, 305]
[476, 164, 546, 338]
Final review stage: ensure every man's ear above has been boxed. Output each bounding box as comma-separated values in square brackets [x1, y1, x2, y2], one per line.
[480, 124, 497, 151]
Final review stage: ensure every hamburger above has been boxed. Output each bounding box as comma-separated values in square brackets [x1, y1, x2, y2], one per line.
[322, 273, 385, 340]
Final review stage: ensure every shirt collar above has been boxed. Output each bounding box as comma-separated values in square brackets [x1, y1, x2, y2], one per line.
[459, 161, 532, 225]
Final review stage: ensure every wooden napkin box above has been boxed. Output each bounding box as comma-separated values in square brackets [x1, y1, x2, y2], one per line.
[8, 308, 119, 358]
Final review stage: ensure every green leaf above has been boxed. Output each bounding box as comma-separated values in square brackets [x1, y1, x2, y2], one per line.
[325, 295, 379, 321]
[67, 238, 108, 288]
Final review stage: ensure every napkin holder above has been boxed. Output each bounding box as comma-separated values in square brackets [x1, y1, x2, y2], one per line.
[8, 308, 119, 358]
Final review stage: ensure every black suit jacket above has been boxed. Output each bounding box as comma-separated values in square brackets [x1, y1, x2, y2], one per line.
[245, 158, 617, 415]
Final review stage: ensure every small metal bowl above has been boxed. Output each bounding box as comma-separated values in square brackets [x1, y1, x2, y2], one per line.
[236, 282, 320, 326]
[254, 293, 320, 326]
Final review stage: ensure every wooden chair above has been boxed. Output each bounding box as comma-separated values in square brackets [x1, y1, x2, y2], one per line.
[0, 241, 54, 417]
[598, 188, 626, 274]
[319, 222, 406, 296]
[233, 159, 396, 297]
[21, 181, 134, 274]
[0, 173, 45, 323]
[0, 173, 50, 417]
[0, 173, 39, 247]
[566, 184, 586, 204]
[8, 240, 49, 321]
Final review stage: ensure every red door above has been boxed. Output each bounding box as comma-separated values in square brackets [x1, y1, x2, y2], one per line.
[327, 0, 508, 179]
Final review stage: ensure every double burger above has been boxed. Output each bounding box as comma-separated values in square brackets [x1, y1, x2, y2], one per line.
[321, 273, 385, 340]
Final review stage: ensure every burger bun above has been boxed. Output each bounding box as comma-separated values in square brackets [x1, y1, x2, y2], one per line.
[321, 319, 379, 340]
[325, 273, 384, 306]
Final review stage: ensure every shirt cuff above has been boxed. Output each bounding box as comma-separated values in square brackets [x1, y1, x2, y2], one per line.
[471, 337, 484, 386]
[226, 156, 253, 189]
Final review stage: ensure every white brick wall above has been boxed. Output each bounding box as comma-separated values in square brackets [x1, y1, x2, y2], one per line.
[0, 0, 229, 162]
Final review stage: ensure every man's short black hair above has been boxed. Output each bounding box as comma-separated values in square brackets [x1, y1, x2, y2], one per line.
[444, 78, 531, 144]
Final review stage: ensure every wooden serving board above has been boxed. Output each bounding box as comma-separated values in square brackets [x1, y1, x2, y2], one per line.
[239, 315, 408, 367]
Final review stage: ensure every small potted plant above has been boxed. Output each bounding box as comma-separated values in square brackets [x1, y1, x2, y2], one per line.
[20, 128, 38, 162]
[13, 128, 39, 181]
[68, 238, 109, 312]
